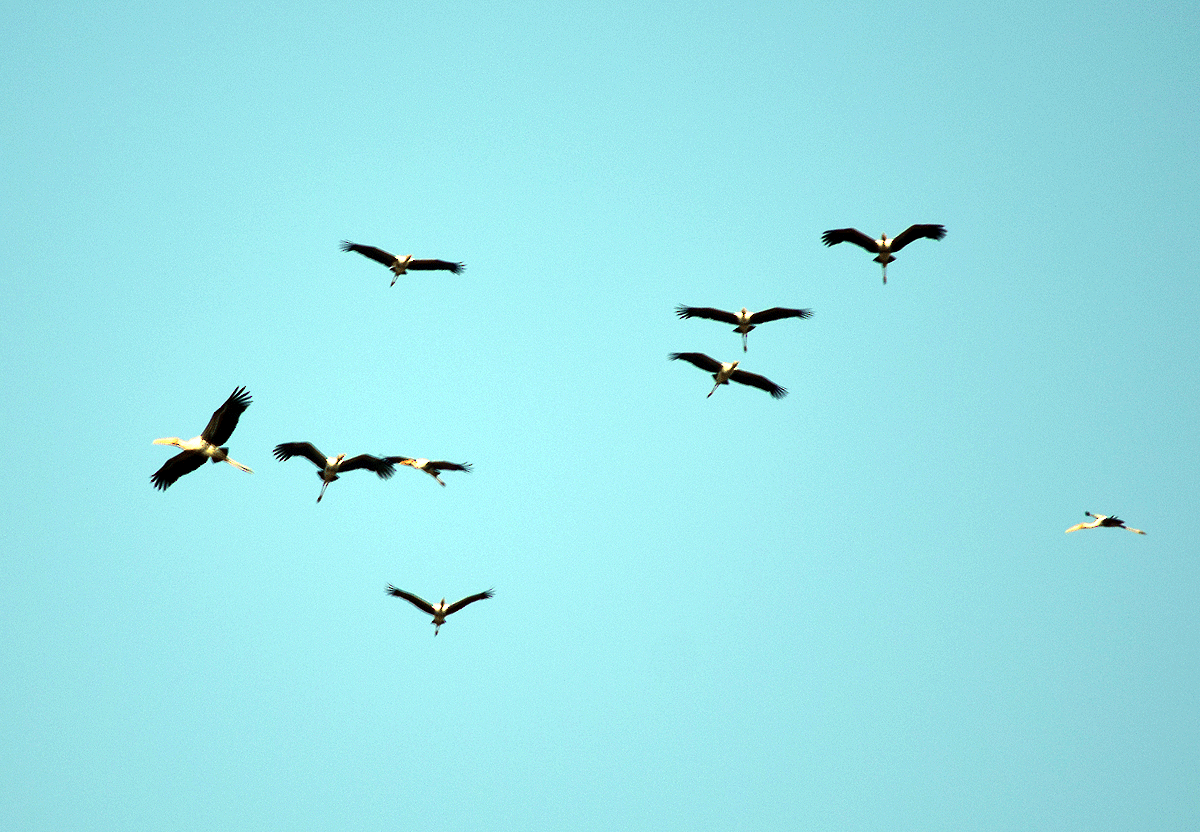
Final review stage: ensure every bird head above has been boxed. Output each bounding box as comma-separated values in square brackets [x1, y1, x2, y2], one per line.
[153, 437, 182, 448]
[333, 453, 347, 465]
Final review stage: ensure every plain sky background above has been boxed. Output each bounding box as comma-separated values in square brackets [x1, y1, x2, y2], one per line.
[4, 1, 1198, 829]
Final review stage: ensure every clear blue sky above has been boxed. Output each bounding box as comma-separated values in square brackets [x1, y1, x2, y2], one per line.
[4, 1, 1198, 829]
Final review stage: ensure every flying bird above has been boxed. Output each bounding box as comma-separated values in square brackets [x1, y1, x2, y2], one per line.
[669, 352, 787, 399]
[675, 305, 813, 352]
[821, 224, 946, 283]
[1065, 512, 1147, 535]
[151, 387, 254, 490]
[272, 442, 396, 502]
[387, 457, 473, 487]
[340, 240, 464, 286]
[386, 585, 494, 635]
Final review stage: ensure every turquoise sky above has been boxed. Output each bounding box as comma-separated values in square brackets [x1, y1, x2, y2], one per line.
[4, 1, 1198, 829]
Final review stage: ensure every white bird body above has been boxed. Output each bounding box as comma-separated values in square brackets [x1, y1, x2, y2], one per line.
[1065, 511, 1147, 535]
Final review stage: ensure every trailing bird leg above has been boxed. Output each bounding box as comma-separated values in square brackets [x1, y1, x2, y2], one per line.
[218, 451, 253, 474]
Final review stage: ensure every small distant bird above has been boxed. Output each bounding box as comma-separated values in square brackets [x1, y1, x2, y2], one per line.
[1065, 512, 1147, 535]
[388, 457, 473, 487]
[151, 387, 254, 490]
[386, 585, 494, 635]
[272, 442, 396, 502]
[821, 224, 946, 283]
[669, 352, 787, 399]
[675, 305, 813, 352]
[340, 240, 464, 286]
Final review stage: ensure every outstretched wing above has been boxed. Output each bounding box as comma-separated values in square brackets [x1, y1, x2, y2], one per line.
[445, 589, 495, 616]
[889, 224, 946, 252]
[407, 259, 464, 274]
[273, 442, 328, 468]
[675, 305, 738, 325]
[151, 451, 207, 490]
[386, 585, 437, 615]
[427, 461, 472, 474]
[729, 370, 787, 398]
[669, 352, 723, 373]
[822, 228, 879, 252]
[749, 307, 813, 324]
[201, 387, 252, 445]
[341, 454, 396, 478]
[340, 241, 397, 267]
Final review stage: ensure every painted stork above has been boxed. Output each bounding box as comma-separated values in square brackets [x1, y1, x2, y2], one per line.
[272, 442, 396, 502]
[669, 352, 787, 399]
[386, 585, 494, 635]
[387, 457, 473, 486]
[821, 224, 946, 283]
[675, 305, 813, 352]
[151, 387, 254, 490]
[1065, 512, 1147, 535]
[340, 240, 464, 286]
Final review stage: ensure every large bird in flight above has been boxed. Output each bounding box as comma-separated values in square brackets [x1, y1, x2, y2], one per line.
[1065, 512, 1147, 535]
[669, 353, 787, 399]
[386, 586, 494, 635]
[675, 305, 813, 352]
[387, 457, 473, 487]
[272, 442, 396, 502]
[821, 224, 946, 283]
[340, 240, 464, 286]
[151, 387, 254, 490]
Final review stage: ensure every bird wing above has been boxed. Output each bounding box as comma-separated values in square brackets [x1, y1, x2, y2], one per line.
[341, 454, 396, 478]
[340, 241, 397, 267]
[889, 224, 946, 252]
[675, 305, 738, 325]
[821, 228, 879, 251]
[386, 585, 437, 615]
[385, 456, 416, 466]
[273, 442, 328, 468]
[151, 450, 208, 490]
[201, 387, 252, 445]
[748, 307, 813, 324]
[729, 369, 787, 398]
[669, 352, 723, 373]
[406, 259, 464, 274]
[445, 589, 495, 615]
[427, 461, 472, 474]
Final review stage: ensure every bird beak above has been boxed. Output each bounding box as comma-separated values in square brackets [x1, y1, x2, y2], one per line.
[152, 438, 171, 445]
